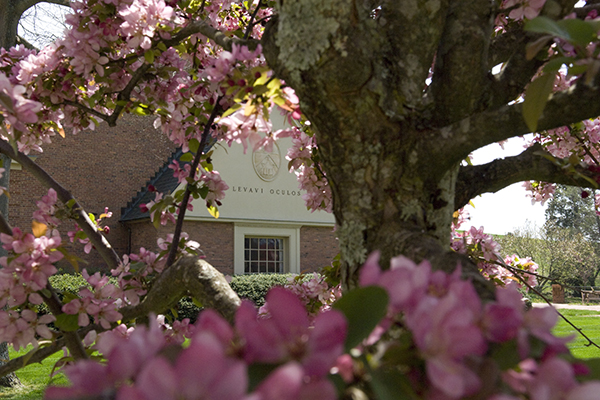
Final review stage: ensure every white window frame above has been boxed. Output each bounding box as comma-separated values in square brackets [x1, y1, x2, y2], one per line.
[234, 224, 300, 275]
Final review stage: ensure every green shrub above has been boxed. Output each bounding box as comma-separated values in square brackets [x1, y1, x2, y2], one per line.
[229, 274, 294, 306]
[48, 273, 90, 295]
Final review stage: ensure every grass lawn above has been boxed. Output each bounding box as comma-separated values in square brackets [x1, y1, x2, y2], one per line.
[0, 345, 68, 400]
[552, 309, 600, 359]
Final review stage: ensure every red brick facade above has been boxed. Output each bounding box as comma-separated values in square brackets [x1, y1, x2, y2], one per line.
[299, 226, 338, 273]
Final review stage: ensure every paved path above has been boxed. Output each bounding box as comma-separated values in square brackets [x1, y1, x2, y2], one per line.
[532, 302, 600, 311]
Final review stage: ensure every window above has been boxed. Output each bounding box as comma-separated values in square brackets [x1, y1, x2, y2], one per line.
[244, 237, 284, 273]
[234, 224, 300, 275]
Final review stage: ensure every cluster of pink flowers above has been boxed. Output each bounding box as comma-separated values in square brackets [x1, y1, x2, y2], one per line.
[285, 127, 332, 213]
[359, 252, 596, 399]
[280, 273, 341, 315]
[198, 168, 229, 208]
[46, 287, 347, 400]
[205, 44, 264, 84]
[502, 0, 546, 21]
[523, 180, 556, 205]
[452, 225, 502, 262]
[451, 216, 539, 289]
[62, 270, 122, 329]
[111, 245, 166, 306]
[0, 72, 47, 154]
[0, 226, 63, 350]
[30, 243, 600, 400]
[504, 254, 539, 288]
[32, 188, 61, 229]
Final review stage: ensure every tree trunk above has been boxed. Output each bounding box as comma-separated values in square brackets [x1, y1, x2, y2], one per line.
[262, 5, 493, 296]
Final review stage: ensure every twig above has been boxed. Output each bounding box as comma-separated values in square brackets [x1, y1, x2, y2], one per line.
[164, 98, 222, 268]
[61, 100, 111, 124]
[244, 0, 263, 40]
[484, 255, 600, 350]
[570, 129, 600, 166]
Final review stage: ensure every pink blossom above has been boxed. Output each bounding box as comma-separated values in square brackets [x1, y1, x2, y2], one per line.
[236, 287, 346, 377]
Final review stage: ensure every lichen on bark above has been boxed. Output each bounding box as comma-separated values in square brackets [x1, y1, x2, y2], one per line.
[275, 0, 349, 79]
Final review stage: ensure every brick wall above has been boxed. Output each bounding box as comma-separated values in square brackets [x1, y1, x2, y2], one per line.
[8, 115, 176, 271]
[300, 226, 339, 273]
[125, 220, 235, 276]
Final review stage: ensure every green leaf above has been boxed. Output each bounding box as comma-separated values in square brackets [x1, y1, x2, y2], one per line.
[0, 93, 14, 113]
[55, 314, 81, 332]
[188, 138, 200, 154]
[526, 36, 553, 60]
[198, 185, 210, 199]
[371, 368, 420, 400]
[526, 17, 599, 47]
[525, 16, 571, 41]
[333, 286, 388, 352]
[252, 85, 269, 96]
[557, 18, 596, 46]
[180, 152, 193, 162]
[522, 73, 555, 132]
[191, 297, 203, 308]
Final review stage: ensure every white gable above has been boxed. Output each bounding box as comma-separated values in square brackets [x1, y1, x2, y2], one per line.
[187, 114, 335, 226]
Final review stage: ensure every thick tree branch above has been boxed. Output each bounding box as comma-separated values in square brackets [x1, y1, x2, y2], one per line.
[375, 1, 447, 112]
[120, 255, 241, 324]
[433, 77, 600, 169]
[489, 28, 522, 68]
[454, 143, 598, 209]
[0, 140, 120, 270]
[429, 0, 494, 125]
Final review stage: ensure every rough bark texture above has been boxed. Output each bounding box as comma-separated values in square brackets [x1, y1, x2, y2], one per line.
[262, 0, 600, 290]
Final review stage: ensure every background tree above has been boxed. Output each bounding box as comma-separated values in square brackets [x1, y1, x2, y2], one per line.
[545, 184, 600, 243]
[544, 222, 599, 289]
[497, 219, 599, 294]
[545, 184, 600, 283]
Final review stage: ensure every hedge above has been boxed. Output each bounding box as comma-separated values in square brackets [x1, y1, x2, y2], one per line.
[44, 272, 296, 323]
